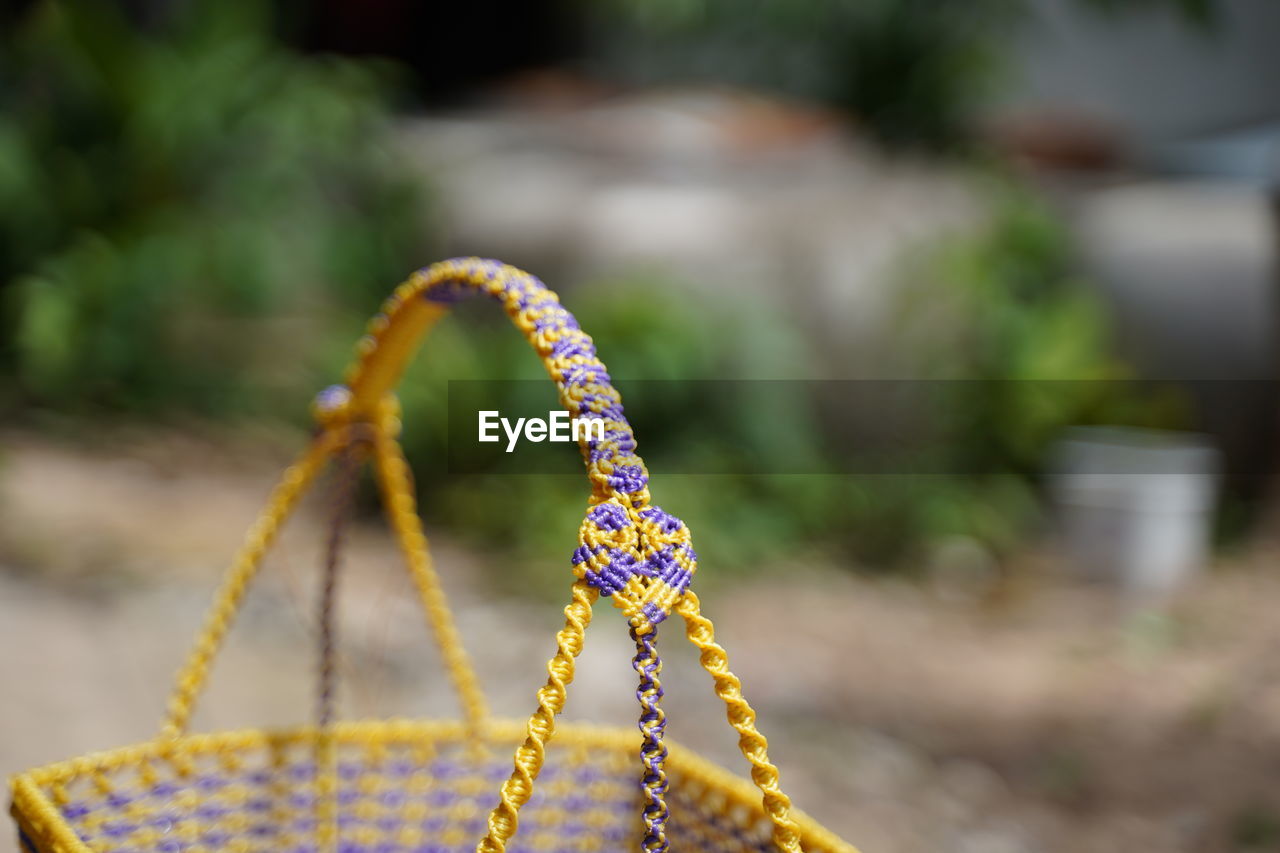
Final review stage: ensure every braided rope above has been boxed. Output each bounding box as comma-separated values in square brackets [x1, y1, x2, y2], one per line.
[345, 259, 649, 508]
[10, 775, 91, 853]
[318, 443, 365, 728]
[677, 591, 804, 853]
[475, 579, 598, 853]
[631, 625, 670, 853]
[316, 443, 365, 853]
[345, 259, 695, 634]
[370, 427, 490, 738]
[159, 431, 343, 739]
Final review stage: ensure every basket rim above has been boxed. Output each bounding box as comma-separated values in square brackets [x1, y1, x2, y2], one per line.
[9, 718, 856, 853]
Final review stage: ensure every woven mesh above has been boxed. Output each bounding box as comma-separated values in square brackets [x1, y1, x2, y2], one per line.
[12, 723, 838, 853]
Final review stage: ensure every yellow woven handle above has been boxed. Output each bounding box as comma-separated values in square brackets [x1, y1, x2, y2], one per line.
[338, 258, 656, 507]
[159, 258, 677, 734]
[326, 258, 696, 633]
[159, 259, 803, 853]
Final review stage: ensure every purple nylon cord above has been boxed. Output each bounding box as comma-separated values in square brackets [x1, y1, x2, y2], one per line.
[319, 443, 364, 728]
[631, 625, 670, 853]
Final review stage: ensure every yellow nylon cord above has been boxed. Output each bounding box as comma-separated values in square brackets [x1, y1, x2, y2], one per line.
[12, 260, 853, 853]
[159, 431, 343, 740]
[346, 295, 447, 416]
[11, 775, 92, 853]
[677, 591, 804, 853]
[474, 580, 599, 853]
[370, 427, 490, 738]
[315, 725, 338, 853]
[15, 720, 857, 853]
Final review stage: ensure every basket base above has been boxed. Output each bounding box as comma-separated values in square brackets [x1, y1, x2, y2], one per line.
[10, 719, 854, 853]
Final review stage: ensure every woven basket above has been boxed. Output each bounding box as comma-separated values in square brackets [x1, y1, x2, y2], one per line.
[10, 259, 858, 853]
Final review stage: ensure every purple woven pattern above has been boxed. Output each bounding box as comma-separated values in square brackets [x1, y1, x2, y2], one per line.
[571, 500, 696, 630]
[664, 786, 778, 853]
[43, 739, 647, 853]
[29, 737, 790, 853]
[416, 258, 647, 503]
[631, 627, 669, 853]
[407, 259, 697, 631]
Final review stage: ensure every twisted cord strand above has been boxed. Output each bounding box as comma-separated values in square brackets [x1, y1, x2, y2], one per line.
[160, 432, 341, 739]
[631, 625, 670, 853]
[347, 259, 653, 510]
[371, 429, 490, 737]
[318, 443, 365, 728]
[677, 591, 804, 853]
[345, 261, 694, 632]
[475, 580, 598, 853]
[316, 442, 365, 853]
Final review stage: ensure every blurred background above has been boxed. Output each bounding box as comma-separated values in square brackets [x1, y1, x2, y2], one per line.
[3, 0, 1280, 850]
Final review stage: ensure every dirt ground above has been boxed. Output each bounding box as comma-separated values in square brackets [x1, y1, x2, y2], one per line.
[5, 428, 1280, 853]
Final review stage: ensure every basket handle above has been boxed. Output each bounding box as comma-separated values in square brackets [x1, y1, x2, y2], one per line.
[158, 259, 806, 853]
[326, 258, 697, 633]
[159, 259, 692, 735]
[342, 257, 655, 508]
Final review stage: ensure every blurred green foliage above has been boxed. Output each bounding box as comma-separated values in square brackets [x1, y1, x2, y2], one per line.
[0, 0, 427, 414]
[592, 0, 1219, 149]
[858, 186, 1186, 566]
[931, 187, 1186, 458]
[0, 1, 1173, 581]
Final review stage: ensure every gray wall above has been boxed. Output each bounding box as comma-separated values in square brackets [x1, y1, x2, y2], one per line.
[1006, 0, 1280, 145]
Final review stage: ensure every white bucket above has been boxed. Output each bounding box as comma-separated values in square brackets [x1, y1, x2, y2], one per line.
[1049, 427, 1220, 594]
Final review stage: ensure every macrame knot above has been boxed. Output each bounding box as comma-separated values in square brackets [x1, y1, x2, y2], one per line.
[312, 384, 354, 428]
[311, 385, 401, 440]
[572, 498, 696, 633]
